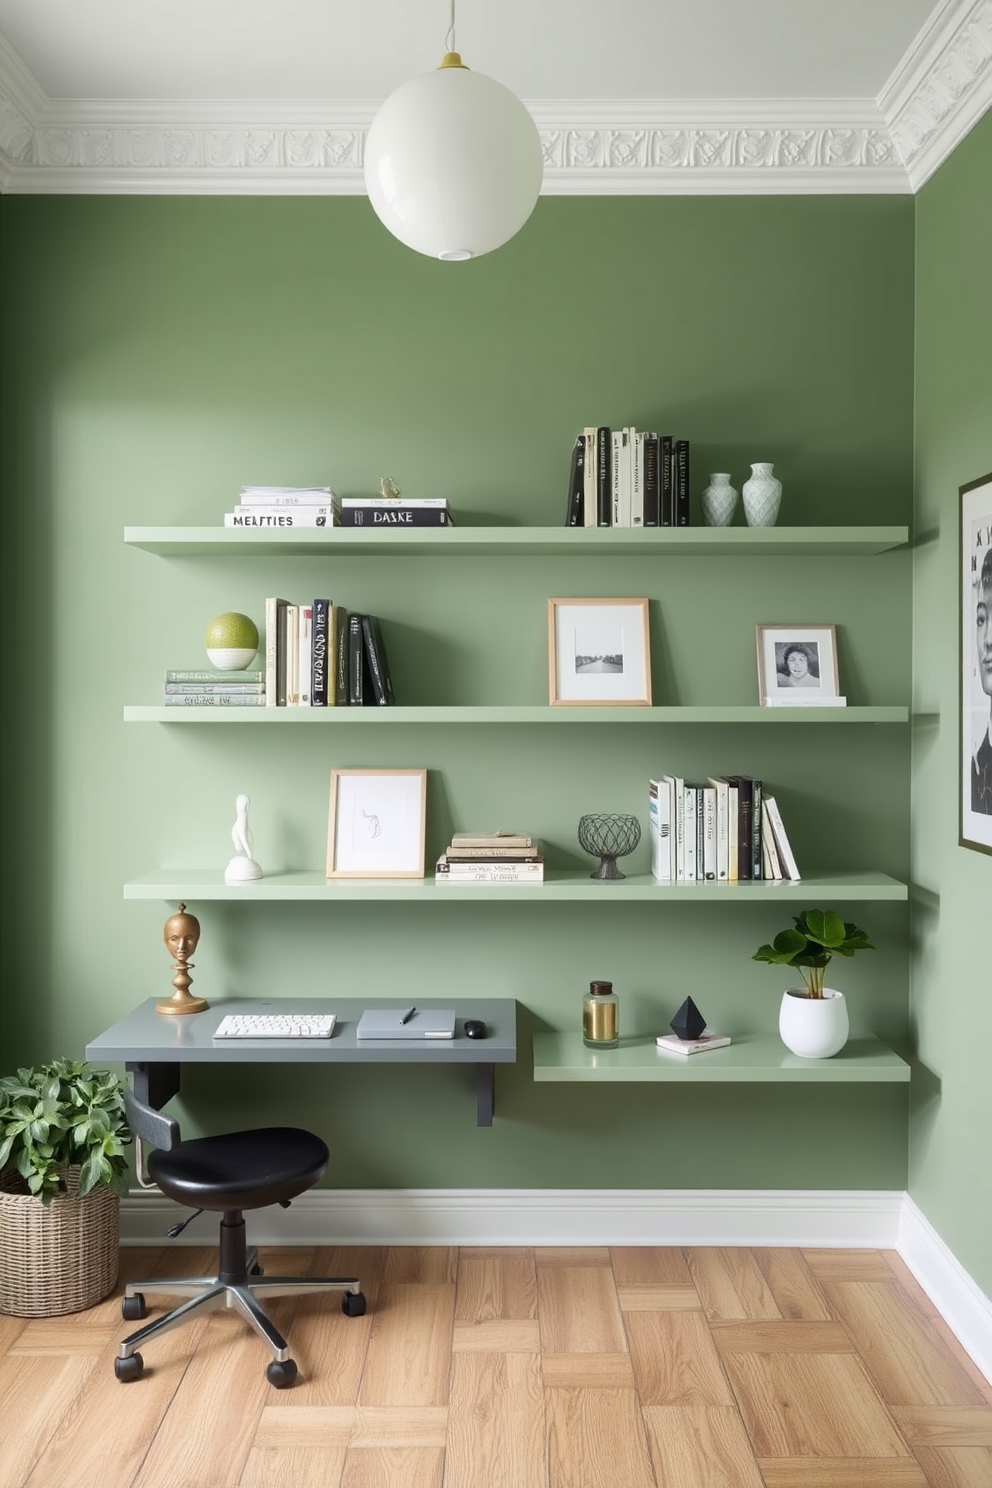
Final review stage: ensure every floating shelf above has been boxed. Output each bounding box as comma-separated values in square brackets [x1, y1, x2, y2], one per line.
[124, 525, 909, 558]
[124, 704, 909, 725]
[532, 1031, 910, 1083]
[124, 870, 908, 902]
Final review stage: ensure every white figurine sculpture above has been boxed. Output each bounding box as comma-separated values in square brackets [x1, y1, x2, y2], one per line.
[224, 793, 263, 884]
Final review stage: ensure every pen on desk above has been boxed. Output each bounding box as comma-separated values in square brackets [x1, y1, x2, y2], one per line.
[401, 1007, 416, 1025]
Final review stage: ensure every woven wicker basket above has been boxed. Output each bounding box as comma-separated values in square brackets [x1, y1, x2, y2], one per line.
[0, 1168, 119, 1317]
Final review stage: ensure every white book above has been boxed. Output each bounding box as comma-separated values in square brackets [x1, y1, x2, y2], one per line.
[764, 695, 848, 708]
[264, 596, 289, 707]
[706, 776, 730, 881]
[683, 785, 697, 882]
[340, 496, 450, 508]
[618, 427, 632, 527]
[583, 428, 598, 528]
[763, 796, 801, 880]
[225, 511, 338, 528]
[298, 604, 313, 706]
[630, 430, 645, 527]
[702, 786, 717, 881]
[760, 802, 784, 879]
[669, 775, 685, 881]
[648, 778, 674, 883]
[239, 486, 336, 503]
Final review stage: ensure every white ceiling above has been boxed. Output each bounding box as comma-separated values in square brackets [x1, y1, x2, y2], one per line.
[0, 0, 989, 194]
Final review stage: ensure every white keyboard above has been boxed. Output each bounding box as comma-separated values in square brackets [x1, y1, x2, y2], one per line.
[213, 1013, 336, 1040]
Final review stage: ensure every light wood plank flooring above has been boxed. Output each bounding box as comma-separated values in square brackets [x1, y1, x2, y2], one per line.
[1, 1244, 990, 1488]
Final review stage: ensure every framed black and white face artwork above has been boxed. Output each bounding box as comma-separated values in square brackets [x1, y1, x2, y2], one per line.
[755, 624, 843, 707]
[960, 472, 992, 855]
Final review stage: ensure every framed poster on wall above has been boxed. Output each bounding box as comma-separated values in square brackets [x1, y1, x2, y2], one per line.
[960, 471, 992, 855]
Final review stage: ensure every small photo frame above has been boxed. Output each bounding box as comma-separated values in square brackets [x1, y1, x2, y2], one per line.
[756, 624, 842, 706]
[327, 768, 426, 878]
[960, 471, 992, 855]
[548, 597, 652, 706]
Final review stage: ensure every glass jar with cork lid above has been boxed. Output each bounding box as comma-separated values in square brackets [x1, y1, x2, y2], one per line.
[583, 980, 619, 1049]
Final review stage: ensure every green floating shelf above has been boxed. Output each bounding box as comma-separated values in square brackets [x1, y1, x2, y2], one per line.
[124, 870, 908, 902]
[123, 525, 909, 558]
[532, 1031, 910, 1083]
[124, 705, 909, 725]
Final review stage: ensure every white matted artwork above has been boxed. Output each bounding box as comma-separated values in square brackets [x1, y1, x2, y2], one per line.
[755, 624, 843, 707]
[326, 768, 426, 878]
[548, 597, 651, 706]
[960, 471, 992, 855]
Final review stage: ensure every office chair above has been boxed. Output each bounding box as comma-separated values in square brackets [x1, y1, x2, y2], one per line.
[115, 1087, 366, 1388]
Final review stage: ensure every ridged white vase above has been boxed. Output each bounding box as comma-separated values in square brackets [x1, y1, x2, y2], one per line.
[779, 987, 849, 1059]
[742, 462, 782, 527]
[700, 473, 739, 527]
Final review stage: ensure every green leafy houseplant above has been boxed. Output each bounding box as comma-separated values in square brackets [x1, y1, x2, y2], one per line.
[752, 910, 874, 998]
[0, 1059, 131, 1205]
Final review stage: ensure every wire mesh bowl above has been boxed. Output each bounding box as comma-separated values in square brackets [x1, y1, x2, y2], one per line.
[578, 813, 641, 880]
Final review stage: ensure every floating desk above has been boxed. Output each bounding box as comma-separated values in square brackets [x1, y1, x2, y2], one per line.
[86, 997, 518, 1126]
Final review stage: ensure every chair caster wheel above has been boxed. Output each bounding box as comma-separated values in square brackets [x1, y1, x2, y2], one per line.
[122, 1294, 147, 1321]
[266, 1358, 298, 1389]
[342, 1291, 367, 1317]
[115, 1353, 144, 1382]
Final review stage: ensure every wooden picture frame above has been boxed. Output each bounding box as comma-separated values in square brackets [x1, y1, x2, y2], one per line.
[326, 768, 427, 878]
[755, 624, 842, 706]
[548, 598, 651, 706]
[960, 471, 992, 855]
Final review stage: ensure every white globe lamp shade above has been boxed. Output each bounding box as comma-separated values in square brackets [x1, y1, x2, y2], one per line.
[364, 57, 543, 262]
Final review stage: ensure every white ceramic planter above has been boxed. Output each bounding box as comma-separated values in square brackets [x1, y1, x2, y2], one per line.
[778, 987, 849, 1059]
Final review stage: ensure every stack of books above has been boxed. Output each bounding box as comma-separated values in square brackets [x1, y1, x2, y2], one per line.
[264, 598, 395, 706]
[339, 496, 454, 528]
[225, 486, 340, 528]
[563, 428, 691, 528]
[435, 832, 544, 884]
[648, 776, 800, 884]
[163, 668, 266, 707]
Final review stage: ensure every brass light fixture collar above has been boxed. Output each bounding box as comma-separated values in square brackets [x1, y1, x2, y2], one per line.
[438, 52, 468, 69]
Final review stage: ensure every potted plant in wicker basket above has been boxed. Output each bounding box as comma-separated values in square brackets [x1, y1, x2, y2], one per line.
[0, 1059, 130, 1317]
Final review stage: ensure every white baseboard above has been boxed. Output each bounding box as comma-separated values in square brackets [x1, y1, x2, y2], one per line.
[120, 1186, 904, 1249]
[898, 1196, 992, 1386]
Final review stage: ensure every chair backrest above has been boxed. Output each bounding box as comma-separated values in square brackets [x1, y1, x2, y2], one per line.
[125, 1085, 181, 1153]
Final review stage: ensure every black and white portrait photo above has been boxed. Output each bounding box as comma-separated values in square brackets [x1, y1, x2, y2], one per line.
[960, 473, 992, 853]
[756, 625, 841, 706]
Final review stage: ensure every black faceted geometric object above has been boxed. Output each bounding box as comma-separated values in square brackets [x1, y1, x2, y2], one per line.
[670, 996, 707, 1041]
[577, 813, 641, 880]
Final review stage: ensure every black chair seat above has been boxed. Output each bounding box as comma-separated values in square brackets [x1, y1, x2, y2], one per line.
[147, 1126, 329, 1211]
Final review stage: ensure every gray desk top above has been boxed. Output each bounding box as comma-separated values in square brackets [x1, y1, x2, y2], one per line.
[86, 996, 517, 1066]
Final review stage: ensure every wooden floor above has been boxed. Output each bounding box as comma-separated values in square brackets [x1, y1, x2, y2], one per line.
[2, 1244, 991, 1488]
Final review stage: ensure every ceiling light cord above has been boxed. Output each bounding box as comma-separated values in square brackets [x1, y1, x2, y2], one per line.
[445, 0, 456, 55]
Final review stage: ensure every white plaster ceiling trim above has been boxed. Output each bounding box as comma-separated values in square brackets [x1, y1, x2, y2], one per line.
[878, 0, 992, 188]
[0, 8, 989, 197]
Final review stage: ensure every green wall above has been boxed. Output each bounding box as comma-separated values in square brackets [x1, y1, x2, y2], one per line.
[1, 193, 914, 1191]
[911, 108, 992, 1295]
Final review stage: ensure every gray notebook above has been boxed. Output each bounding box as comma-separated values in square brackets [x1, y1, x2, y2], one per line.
[356, 1007, 456, 1040]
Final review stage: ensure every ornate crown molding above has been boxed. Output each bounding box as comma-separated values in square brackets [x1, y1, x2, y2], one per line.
[879, 0, 992, 189]
[0, 6, 988, 196]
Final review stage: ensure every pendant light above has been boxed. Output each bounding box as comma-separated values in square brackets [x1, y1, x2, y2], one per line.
[363, 0, 543, 262]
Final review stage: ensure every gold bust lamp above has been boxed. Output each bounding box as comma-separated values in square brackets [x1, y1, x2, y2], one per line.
[158, 903, 209, 1015]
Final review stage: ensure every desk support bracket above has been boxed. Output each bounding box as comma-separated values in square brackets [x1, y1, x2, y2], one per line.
[477, 1063, 495, 1127]
[127, 1060, 180, 1111]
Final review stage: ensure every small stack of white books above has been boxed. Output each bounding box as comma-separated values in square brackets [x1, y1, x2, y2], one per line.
[225, 486, 340, 528]
[435, 832, 543, 884]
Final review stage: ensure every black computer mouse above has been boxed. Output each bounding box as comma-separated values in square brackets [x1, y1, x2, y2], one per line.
[464, 1019, 487, 1039]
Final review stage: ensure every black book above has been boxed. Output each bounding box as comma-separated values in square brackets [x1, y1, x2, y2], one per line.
[339, 507, 453, 527]
[564, 434, 585, 527]
[660, 435, 674, 527]
[361, 614, 396, 705]
[348, 613, 368, 705]
[275, 602, 289, 706]
[724, 776, 763, 881]
[642, 432, 659, 527]
[675, 439, 690, 527]
[596, 425, 612, 526]
[311, 598, 330, 707]
[336, 609, 351, 705]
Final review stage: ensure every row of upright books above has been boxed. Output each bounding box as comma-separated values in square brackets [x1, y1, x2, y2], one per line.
[435, 832, 544, 884]
[265, 598, 395, 706]
[224, 486, 454, 529]
[564, 428, 691, 528]
[648, 776, 801, 884]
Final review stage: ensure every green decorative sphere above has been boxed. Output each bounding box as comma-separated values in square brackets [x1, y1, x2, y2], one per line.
[205, 612, 259, 671]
